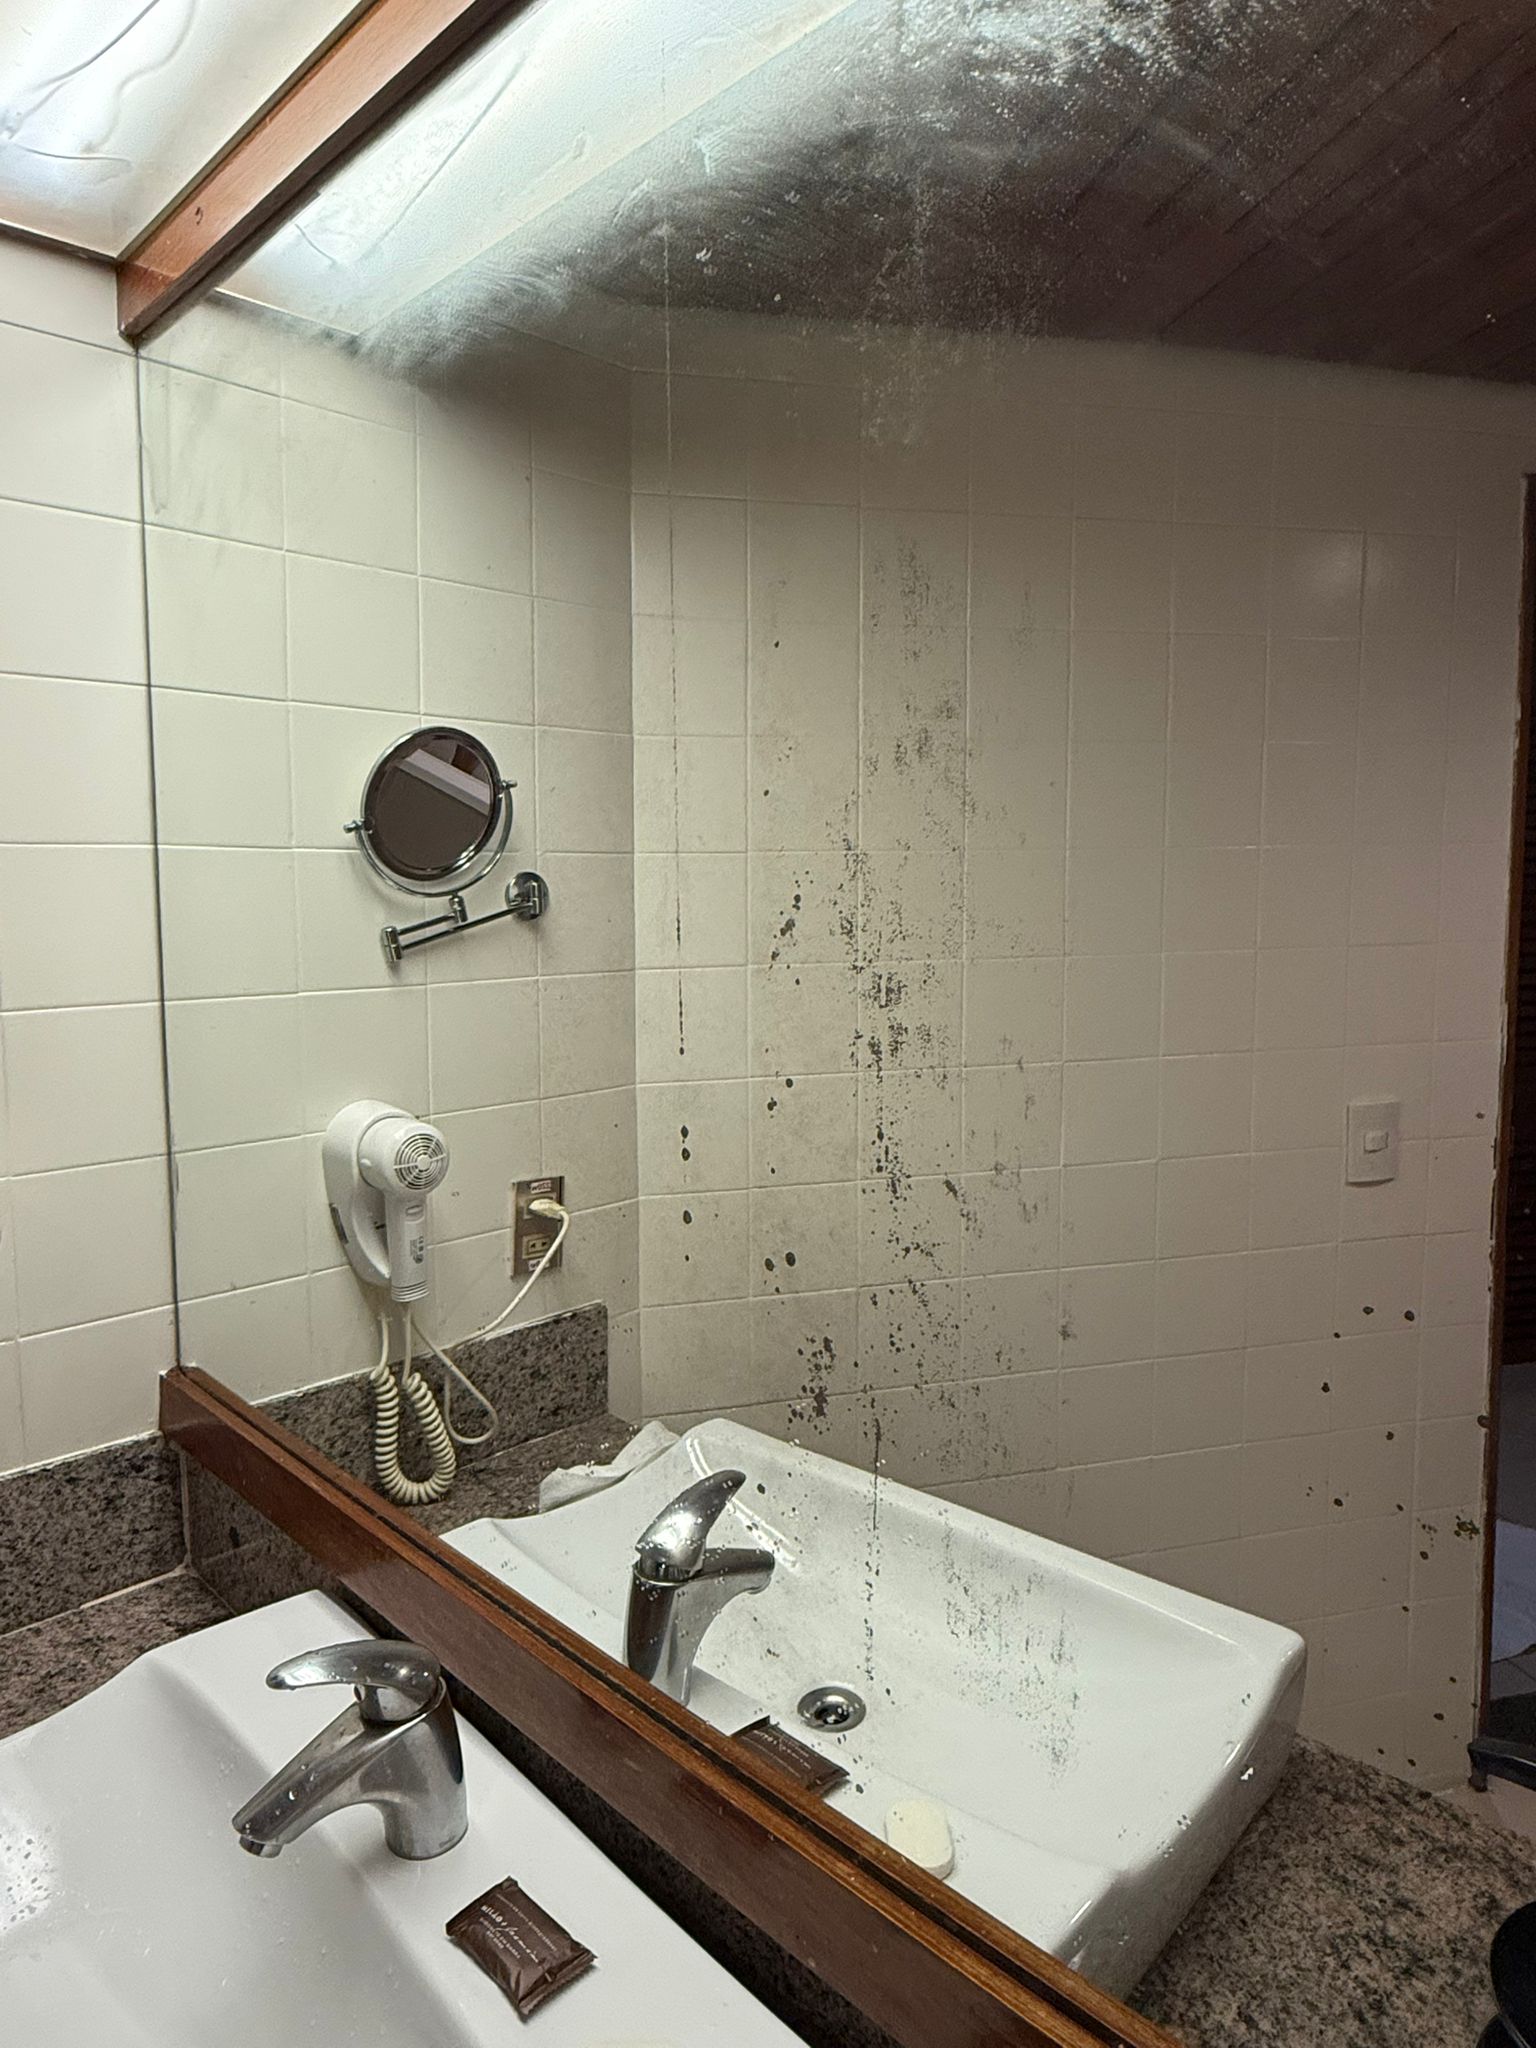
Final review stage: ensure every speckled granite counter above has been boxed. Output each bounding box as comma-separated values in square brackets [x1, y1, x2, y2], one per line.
[1137, 1736, 1532, 2046]
[0, 1568, 230, 1740]
[413, 1412, 637, 1537]
[0, 1303, 623, 1746]
[182, 1408, 635, 1614]
[0, 1396, 631, 1748]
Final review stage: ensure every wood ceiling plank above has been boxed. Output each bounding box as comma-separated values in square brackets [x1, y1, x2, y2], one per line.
[116, 0, 533, 340]
[1425, 284, 1536, 378]
[1194, 37, 1536, 361]
[1289, 23, 1536, 245]
[948, 42, 1195, 336]
[1141, 6, 1512, 344]
[983, 5, 1375, 338]
[1224, 120, 1536, 369]
[1061, 1, 1457, 336]
[1468, 337, 1536, 384]
[1343, 195, 1536, 372]
[112, 0, 1536, 380]
[1392, 198, 1536, 371]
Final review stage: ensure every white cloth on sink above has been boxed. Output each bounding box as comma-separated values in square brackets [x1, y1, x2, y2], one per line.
[536, 1419, 679, 1511]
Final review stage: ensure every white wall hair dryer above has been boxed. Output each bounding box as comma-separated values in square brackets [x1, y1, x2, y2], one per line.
[323, 1100, 450, 1304]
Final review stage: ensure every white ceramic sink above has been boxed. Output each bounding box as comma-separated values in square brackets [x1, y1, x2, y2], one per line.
[0, 1588, 805, 2046]
[450, 1419, 1305, 1994]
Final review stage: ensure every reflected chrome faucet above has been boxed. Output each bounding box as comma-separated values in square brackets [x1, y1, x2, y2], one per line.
[624, 1470, 774, 1705]
[232, 1639, 467, 1860]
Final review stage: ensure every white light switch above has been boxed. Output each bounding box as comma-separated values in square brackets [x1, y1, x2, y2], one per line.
[1346, 1098, 1400, 1186]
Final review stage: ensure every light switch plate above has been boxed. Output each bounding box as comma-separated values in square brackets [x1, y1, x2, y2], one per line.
[1345, 1099, 1400, 1186]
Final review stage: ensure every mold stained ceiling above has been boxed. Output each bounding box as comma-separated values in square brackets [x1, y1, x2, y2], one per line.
[223, 0, 1536, 387]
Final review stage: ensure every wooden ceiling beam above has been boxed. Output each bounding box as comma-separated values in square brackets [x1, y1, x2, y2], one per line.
[116, 0, 531, 341]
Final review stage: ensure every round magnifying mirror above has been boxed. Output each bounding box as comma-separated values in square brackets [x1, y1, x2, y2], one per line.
[348, 726, 512, 894]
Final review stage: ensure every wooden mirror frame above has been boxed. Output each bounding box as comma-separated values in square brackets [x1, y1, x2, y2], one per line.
[161, 1363, 1174, 2048]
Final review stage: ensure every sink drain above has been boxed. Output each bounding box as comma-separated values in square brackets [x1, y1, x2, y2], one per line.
[797, 1684, 866, 1732]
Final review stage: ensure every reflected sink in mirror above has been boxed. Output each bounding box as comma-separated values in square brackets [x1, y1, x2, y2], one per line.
[0, 1589, 805, 2046]
[450, 1421, 1306, 1994]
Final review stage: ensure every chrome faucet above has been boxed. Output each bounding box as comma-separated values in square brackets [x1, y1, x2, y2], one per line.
[624, 1470, 774, 1706]
[232, 1638, 467, 1861]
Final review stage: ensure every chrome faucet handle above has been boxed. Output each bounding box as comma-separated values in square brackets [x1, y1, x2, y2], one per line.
[634, 1469, 747, 1582]
[265, 1639, 443, 1726]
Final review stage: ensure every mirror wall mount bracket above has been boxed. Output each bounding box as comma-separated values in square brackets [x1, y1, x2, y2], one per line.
[380, 871, 548, 964]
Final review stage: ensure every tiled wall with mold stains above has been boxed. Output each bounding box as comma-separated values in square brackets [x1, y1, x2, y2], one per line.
[626, 319, 1534, 1786]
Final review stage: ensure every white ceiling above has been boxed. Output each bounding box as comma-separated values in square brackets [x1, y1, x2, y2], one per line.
[224, 0, 862, 338]
[0, 0, 361, 253]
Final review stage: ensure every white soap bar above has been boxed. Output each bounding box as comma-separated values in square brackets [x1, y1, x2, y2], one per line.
[885, 1797, 954, 1879]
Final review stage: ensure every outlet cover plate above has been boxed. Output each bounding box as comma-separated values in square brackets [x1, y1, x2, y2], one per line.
[512, 1174, 565, 1276]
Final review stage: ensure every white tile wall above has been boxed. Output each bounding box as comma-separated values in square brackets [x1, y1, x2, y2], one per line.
[0, 240, 170, 1476]
[631, 324, 1535, 1789]
[139, 305, 640, 1408]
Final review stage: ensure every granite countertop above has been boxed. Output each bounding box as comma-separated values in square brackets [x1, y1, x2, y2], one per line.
[0, 1568, 230, 1741]
[1137, 1735, 1535, 2046]
[411, 1412, 638, 1536]
[0, 1409, 633, 1745]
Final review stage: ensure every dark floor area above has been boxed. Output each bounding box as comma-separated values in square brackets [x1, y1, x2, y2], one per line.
[1489, 1367, 1536, 1737]
[1500, 1365, 1536, 1531]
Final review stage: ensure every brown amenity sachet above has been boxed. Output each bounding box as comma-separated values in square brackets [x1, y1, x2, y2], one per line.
[446, 1876, 595, 2019]
[736, 1718, 850, 1795]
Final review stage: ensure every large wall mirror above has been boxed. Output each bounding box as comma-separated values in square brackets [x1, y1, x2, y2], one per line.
[138, 1, 1526, 2043]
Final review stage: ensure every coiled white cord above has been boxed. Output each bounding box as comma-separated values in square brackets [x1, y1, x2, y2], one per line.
[366, 1197, 571, 1503]
[368, 1308, 458, 1505]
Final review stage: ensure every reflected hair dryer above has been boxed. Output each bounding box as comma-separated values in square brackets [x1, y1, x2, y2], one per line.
[322, 1100, 450, 1304]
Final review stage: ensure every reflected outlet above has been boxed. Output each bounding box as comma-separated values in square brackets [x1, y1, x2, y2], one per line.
[512, 1175, 565, 1277]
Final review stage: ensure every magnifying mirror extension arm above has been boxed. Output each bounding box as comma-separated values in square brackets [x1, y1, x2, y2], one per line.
[380, 870, 548, 963]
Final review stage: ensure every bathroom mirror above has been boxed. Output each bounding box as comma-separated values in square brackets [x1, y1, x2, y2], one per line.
[133, 0, 1525, 2039]
[348, 725, 512, 894]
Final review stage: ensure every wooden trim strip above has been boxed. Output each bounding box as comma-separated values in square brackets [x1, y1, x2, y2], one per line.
[116, 0, 533, 340]
[161, 1365, 1171, 2048]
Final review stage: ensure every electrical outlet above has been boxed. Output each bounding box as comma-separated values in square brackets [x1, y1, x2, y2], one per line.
[512, 1174, 565, 1277]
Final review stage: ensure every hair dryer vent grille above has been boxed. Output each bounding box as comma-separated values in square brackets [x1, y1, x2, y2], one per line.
[394, 1129, 448, 1190]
